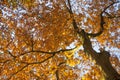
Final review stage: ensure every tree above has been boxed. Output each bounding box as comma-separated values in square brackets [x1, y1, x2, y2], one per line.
[0, 0, 120, 80]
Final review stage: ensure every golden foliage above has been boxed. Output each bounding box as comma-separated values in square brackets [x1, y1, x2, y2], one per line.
[0, 0, 119, 80]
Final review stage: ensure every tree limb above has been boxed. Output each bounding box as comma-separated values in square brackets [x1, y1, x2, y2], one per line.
[7, 53, 56, 79]
[18, 47, 76, 57]
[87, 1, 119, 37]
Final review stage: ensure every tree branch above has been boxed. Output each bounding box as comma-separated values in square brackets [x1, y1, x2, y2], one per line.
[7, 52, 57, 79]
[56, 70, 59, 80]
[55, 62, 65, 80]
[20, 54, 55, 65]
[8, 64, 29, 80]
[67, 0, 73, 14]
[65, 0, 80, 33]
[8, 51, 16, 58]
[18, 47, 76, 57]
[87, 1, 119, 37]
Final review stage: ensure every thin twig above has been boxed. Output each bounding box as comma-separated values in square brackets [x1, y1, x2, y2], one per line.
[20, 54, 55, 64]
[8, 51, 16, 58]
[8, 64, 29, 80]
[56, 70, 59, 80]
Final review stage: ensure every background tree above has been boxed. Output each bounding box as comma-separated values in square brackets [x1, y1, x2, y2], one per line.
[0, 0, 120, 80]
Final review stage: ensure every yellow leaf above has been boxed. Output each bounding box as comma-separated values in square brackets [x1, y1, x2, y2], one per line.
[67, 59, 76, 67]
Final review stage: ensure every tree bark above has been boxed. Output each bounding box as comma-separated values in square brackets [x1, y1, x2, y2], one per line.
[80, 30, 120, 80]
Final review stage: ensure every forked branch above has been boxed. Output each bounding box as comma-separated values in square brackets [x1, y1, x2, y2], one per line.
[87, 1, 119, 37]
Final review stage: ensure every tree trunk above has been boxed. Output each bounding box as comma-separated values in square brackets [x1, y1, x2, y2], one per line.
[66, 0, 120, 79]
[80, 29, 120, 80]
